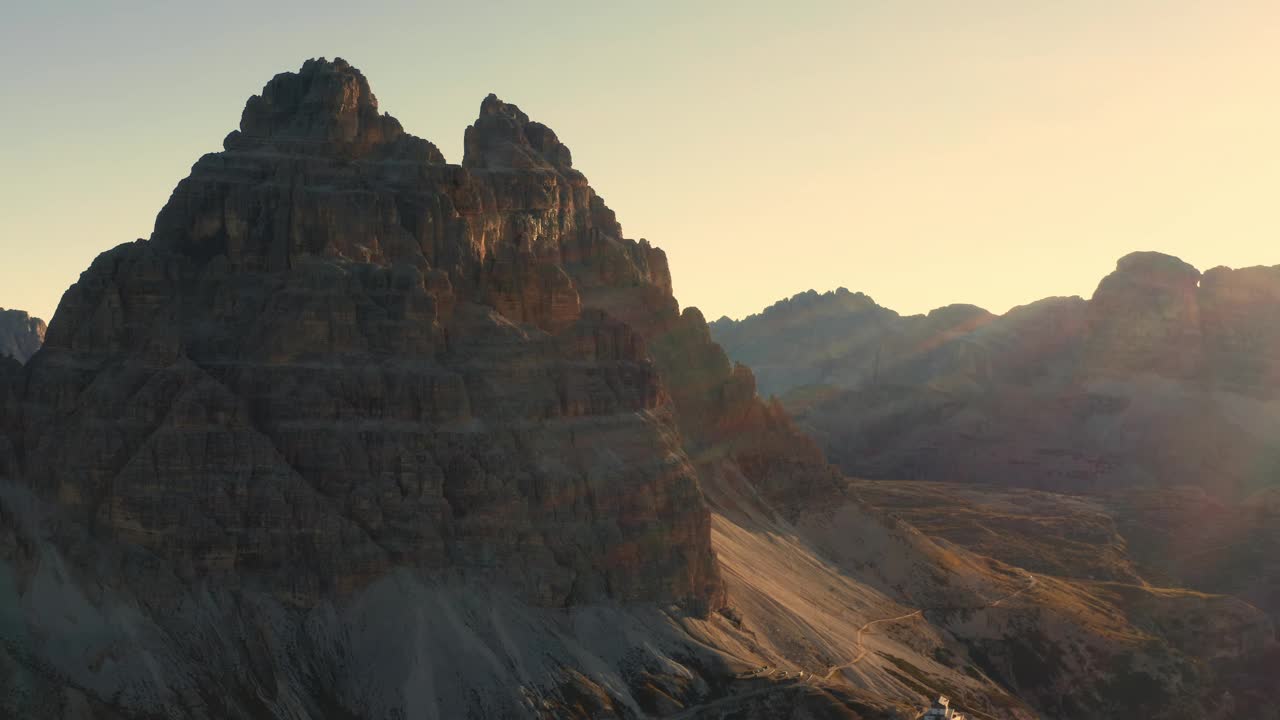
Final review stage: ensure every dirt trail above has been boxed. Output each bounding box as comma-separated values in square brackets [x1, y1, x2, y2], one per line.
[821, 609, 924, 679]
[990, 570, 1037, 608]
[819, 570, 1037, 681]
[668, 569, 1037, 718]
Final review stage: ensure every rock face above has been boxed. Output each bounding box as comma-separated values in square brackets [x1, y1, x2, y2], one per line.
[715, 251, 1280, 402]
[7, 57, 842, 613]
[1083, 252, 1204, 379]
[713, 251, 1280, 625]
[1200, 263, 1280, 393]
[0, 57, 859, 719]
[711, 292, 1012, 400]
[713, 252, 1280, 498]
[1083, 252, 1280, 391]
[0, 308, 46, 363]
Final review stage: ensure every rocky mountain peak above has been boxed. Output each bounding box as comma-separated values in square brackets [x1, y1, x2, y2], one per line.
[922, 302, 994, 326]
[239, 56, 385, 141]
[1086, 251, 1204, 378]
[223, 57, 444, 162]
[463, 93, 577, 173]
[0, 308, 46, 363]
[1109, 250, 1202, 291]
[14, 57, 849, 621]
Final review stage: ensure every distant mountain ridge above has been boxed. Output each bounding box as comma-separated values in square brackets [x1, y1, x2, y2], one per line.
[713, 252, 1280, 401]
[712, 251, 1280, 628]
[711, 252, 1280, 498]
[710, 288, 1006, 398]
[0, 307, 45, 363]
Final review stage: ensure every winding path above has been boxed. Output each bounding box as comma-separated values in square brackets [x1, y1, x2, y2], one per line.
[820, 570, 1037, 681]
[671, 571, 1038, 718]
[821, 609, 925, 679]
[989, 570, 1037, 608]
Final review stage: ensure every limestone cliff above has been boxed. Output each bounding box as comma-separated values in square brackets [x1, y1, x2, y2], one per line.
[0, 58, 857, 719]
[0, 308, 45, 363]
[13, 57, 804, 610]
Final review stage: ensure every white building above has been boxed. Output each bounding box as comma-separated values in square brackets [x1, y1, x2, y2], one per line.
[920, 695, 965, 720]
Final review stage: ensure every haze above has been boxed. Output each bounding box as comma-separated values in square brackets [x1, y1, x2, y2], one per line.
[3, 0, 1277, 324]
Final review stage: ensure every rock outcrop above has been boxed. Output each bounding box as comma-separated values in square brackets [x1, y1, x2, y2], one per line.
[1083, 251, 1205, 379]
[0, 308, 45, 363]
[1083, 251, 1280, 392]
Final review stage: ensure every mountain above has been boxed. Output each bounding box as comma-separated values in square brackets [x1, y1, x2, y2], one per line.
[0, 61, 1273, 719]
[712, 252, 1280, 622]
[715, 252, 1280, 400]
[712, 252, 1280, 496]
[0, 308, 46, 363]
[709, 290, 1006, 399]
[0, 57, 943, 720]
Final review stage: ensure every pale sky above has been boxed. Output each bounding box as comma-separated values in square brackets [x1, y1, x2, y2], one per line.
[3, 1, 1278, 324]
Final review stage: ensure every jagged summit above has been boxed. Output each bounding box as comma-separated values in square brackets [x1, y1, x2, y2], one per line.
[463, 92, 578, 174]
[153, 59, 610, 275]
[20, 57, 846, 624]
[215, 58, 585, 176]
[222, 57, 445, 162]
[0, 307, 46, 363]
[711, 287, 886, 326]
[240, 57, 386, 142]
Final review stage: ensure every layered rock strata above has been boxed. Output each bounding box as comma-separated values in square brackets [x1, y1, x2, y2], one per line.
[8, 58, 833, 613]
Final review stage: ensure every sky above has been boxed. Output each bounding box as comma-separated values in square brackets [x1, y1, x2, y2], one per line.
[2, 1, 1279, 324]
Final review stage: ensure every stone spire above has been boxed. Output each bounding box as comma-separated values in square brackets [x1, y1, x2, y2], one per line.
[462, 93, 579, 176]
[222, 57, 445, 162]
